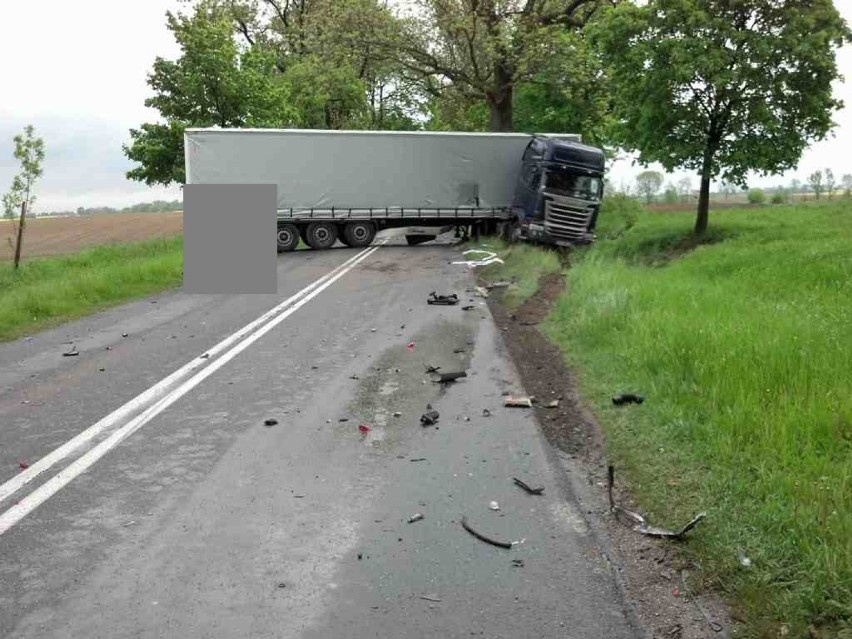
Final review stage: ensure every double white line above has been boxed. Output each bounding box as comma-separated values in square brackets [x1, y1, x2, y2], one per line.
[0, 244, 381, 535]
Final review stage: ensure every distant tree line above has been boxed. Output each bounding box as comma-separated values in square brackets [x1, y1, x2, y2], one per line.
[35, 200, 183, 217]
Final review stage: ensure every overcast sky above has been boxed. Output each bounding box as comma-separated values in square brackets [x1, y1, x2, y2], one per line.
[1, 0, 851, 211]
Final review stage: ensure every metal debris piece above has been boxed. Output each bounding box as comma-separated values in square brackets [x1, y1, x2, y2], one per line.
[607, 466, 705, 539]
[433, 371, 467, 384]
[420, 410, 440, 426]
[681, 570, 724, 632]
[511, 559, 525, 568]
[488, 501, 500, 511]
[427, 292, 459, 306]
[460, 516, 513, 549]
[513, 477, 545, 495]
[504, 396, 533, 407]
[393, 411, 402, 417]
[407, 513, 424, 523]
[121, 333, 129, 337]
[62, 345, 79, 357]
[461, 305, 476, 311]
[612, 393, 645, 406]
[423, 364, 441, 374]
[419, 594, 441, 602]
[263, 419, 278, 427]
[546, 399, 560, 408]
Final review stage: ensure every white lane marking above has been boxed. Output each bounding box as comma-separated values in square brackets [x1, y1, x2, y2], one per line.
[0, 244, 381, 535]
[0, 246, 376, 506]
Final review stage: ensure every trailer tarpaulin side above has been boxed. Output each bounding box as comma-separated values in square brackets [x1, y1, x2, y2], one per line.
[183, 129, 580, 212]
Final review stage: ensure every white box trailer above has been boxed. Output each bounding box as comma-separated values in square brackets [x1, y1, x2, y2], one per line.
[183, 128, 582, 251]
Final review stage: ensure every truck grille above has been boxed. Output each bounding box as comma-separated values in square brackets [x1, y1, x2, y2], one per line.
[543, 193, 593, 241]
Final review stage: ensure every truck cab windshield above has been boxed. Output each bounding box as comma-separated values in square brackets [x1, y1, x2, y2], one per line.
[545, 171, 601, 200]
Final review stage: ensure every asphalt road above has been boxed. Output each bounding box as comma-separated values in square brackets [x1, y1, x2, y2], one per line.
[0, 236, 639, 638]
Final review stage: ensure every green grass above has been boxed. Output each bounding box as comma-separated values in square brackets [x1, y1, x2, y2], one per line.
[499, 199, 852, 637]
[0, 236, 183, 341]
[474, 240, 563, 308]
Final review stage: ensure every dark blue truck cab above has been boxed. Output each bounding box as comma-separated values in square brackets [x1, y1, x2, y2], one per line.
[511, 136, 606, 246]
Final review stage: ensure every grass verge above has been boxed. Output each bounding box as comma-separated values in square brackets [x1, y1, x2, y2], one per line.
[493, 199, 852, 637]
[0, 236, 183, 341]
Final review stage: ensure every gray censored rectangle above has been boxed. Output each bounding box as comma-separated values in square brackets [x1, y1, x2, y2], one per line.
[183, 184, 277, 294]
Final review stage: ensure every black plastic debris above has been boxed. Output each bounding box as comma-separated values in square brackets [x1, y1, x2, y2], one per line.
[434, 371, 467, 384]
[607, 466, 705, 539]
[410, 458, 427, 462]
[427, 292, 459, 306]
[420, 410, 440, 426]
[62, 345, 79, 357]
[511, 559, 525, 568]
[612, 393, 645, 406]
[423, 364, 441, 374]
[513, 477, 545, 495]
[264, 419, 279, 427]
[460, 516, 512, 549]
[453, 348, 466, 354]
[461, 305, 476, 311]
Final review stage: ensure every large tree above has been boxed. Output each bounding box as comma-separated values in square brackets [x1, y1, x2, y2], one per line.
[394, 0, 611, 132]
[590, 0, 850, 235]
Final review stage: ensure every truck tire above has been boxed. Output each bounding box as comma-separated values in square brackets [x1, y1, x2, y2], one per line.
[341, 221, 376, 248]
[277, 223, 299, 252]
[304, 222, 338, 250]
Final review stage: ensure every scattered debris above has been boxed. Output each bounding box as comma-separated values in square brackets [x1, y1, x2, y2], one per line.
[545, 399, 560, 408]
[263, 419, 278, 427]
[419, 594, 441, 603]
[423, 364, 441, 374]
[393, 411, 402, 417]
[461, 305, 476, 311]
[62, 345, 79, 357]
[410, 458, 427, 462]
[407, 513, 424, 524]
[433, 371, 467, 384]
[488, 501, 500, 511]
[681, 570, 724, 632]
[121, 333, 129, 338]
[481, 409, 492, 417]
[513, 477, 545, 495]
[123, 520, 136, 527]
[349, 375, 360, 380]
[484, 281, 512, 290]
[453, 348, 466, 354]
[407, 341, 416, 351]
[358, 424, 371, 436]
[473, 286, 490, 298]
[18, 461, 29, 470]
[612, 393, 645, 406]
[200, 353, 210, 359]
[460, 516, 513, 549]
[427, 292, 459, 306]
[452, 249, 504, 268]
[420, 410, 440, 426]
[278, 582, 287, 588]
[504, 396, 533, 408]
[105, 346, 112, 351]
[520, 321, 538, 327]
[511, 559, 525, 568]
[370, 328, 377, 332]
[737, 550, 752, 568]
[338, 418, 349, 422]
[607, 466, 705, 539]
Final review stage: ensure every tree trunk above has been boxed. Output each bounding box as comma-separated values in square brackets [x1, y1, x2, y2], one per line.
[695, 161, 711, 236]
[13, 200, 26, 270]
[486, 71, 513, 132]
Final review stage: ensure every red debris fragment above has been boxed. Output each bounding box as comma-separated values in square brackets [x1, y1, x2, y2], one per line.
[18, 461, 29, 470]
[407, 341, 415, 351]
[672, 588, 681, 598]
[358, 424, 371, 436]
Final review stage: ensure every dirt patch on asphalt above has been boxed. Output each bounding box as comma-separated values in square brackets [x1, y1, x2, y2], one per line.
[0, 212, 183, 261]
[487, 274, 732, 639]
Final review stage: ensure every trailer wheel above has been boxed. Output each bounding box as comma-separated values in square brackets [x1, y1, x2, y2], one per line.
[277, 223, 299, 252]
[341, 221, 376, 248]
[304, 222, 338, 250]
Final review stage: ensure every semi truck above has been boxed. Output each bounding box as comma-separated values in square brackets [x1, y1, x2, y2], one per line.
[183, 128, 605, 251]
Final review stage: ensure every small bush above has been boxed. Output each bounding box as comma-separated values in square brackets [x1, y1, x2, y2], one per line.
[663, 187, 679, 204]
[747, 188, 766, 204]
[771, 192, 785, 204]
